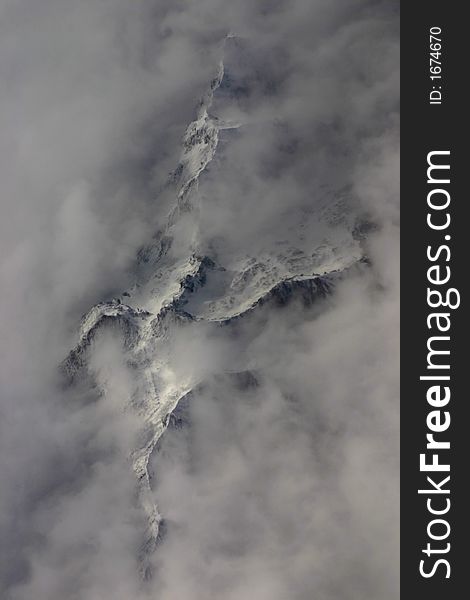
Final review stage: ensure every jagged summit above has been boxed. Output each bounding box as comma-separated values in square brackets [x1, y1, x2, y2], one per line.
[62, 36, 371, 576]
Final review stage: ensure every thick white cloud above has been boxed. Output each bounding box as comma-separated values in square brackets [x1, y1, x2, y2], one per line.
[0, 1, 398, 598]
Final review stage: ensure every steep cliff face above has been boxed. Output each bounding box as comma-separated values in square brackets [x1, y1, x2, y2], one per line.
[63, 35, 371, 574]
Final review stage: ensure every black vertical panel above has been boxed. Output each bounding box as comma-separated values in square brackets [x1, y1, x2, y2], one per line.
[401, 2, 467, 597]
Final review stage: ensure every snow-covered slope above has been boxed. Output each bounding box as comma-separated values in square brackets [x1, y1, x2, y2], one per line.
[62, 36, 371, 575]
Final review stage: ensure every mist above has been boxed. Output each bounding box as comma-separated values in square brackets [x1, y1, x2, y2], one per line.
[0, 1, 398, 599]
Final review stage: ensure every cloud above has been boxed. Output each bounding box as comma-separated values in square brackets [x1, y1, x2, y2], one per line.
[149, 260, 399, 600]
[0, 1, 398, 598]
